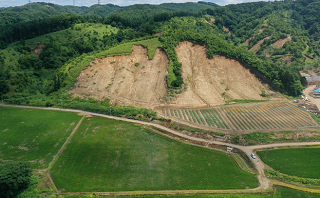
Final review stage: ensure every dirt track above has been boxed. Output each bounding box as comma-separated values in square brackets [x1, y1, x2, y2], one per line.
[2, 104, 320, 195]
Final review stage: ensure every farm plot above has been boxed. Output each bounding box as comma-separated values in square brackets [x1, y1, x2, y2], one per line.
[257, 148, 320, 179]
[162, 102, 318, 131]
[0, 106, 82, 169]
[50, 117, 258, 192]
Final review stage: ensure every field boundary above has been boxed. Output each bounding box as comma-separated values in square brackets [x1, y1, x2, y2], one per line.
[271, 180, 320, 194]
[47, 116, 85, 171]
[3, 104, 320, 195]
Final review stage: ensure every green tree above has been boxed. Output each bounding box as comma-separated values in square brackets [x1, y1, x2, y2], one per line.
[0, 161, 33, 198]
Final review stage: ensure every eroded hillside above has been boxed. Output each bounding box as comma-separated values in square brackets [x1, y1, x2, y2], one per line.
[70, 42, 269, 109]
[174, 42, 267, 107]
[70, 45, 168, 108]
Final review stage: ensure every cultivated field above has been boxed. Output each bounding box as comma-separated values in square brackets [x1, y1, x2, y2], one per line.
[257, 148, 320, 179]
[0, 106, 82, 169]
[162, 102, 318, 132]
[50, 117, 258, 192]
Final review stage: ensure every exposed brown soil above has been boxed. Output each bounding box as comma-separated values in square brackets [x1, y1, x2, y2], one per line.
[250, 36, 271, 51]
[174, 42, 267, 107]
[243, 37, 252, 46]
[204, 19, 212, 25]
[280, 55, 293, 64]
[71, 42, 270, 109]
[70, 45, 168, 108]
[243, 29, 264, 46]
[210, 18, 215, 22]
[223, 26, 231, 35]
[271, 36, 291, 47]
[258, 28, 265, 34]
[32, 44, 45, 57]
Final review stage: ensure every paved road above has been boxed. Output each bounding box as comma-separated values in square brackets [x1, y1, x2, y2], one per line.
[2, 103, 320, 191]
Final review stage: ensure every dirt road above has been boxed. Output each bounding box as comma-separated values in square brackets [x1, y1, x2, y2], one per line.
[1, 104, 320, 193]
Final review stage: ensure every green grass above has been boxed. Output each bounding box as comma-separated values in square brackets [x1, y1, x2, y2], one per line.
[96, 37, 162, 59]
[225, 99, 267, 105]
[51, 116, 258, 192]
[257, 148, 320, 179]
[0, 106, 82, 169]
[25, 23, 118, 49]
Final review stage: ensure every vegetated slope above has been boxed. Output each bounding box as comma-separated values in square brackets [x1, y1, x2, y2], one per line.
[174, 42, 267, 107]
[203, 0, 320, 74]
[70, 45, 168, 108]
[0, 2, 212, 26]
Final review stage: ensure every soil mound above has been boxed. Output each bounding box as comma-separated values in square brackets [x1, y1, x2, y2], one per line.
[174, 42, 267, 107]
[70, 45, 168, 108]
[271, 36, 291, 47]
[250, 36, 270, 51]
[32, 44, 44, 57]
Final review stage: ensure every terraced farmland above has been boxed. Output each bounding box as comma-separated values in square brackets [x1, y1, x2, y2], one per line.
[162, 102, 318, 131]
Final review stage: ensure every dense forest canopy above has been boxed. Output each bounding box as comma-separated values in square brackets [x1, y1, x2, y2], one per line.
[1, 0, 319, 106]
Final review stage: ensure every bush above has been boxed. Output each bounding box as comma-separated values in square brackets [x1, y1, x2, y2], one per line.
[0, 161, 33, 198]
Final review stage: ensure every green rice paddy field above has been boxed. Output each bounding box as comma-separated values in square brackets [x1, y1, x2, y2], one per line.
[51, 116, 258, 192]
[257, 148, 320, 179]
[0, 106, 82, 169]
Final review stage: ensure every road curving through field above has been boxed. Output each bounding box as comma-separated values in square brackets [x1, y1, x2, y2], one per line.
[1, 103, 320, 195]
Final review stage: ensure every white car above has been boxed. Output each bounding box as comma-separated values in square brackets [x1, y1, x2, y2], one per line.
[251, 153, 256, 159]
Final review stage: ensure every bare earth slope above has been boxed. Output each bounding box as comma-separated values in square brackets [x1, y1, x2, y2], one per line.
[174, 42, 266, 107]
[71, 42, 268, 109]
[70, 45, 168, 108]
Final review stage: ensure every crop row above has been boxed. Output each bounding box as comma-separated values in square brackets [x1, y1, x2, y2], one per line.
[162, 102, 317, 131]
[163, 108, 228, 129]
[220, 102, 316, 130]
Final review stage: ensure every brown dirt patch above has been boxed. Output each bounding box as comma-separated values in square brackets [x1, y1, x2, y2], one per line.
[70, 42, 271, 110]
[32, 44, 45, 57]
[250, 36, 271, 51]
[45, 5, 54, 8]
[258, 28, 265, 34]
[223, 26, 231, 35]
[204, 19, 212, 25]
[210, 18, 215, 22]
[271, 36, 291, 48]
[280, 55, 293, 64]
[174, 42, 267, 107]
[243, 37, 253, 46]
[70, 45, 168, 109]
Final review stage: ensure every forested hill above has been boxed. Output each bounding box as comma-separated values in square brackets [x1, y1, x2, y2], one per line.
[0, 2, 214, 26]
[2, 0, 320, 107]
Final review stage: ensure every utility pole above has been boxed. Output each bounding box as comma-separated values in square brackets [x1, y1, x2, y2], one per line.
[98, 0, 100, 5]
[29, 0, 32, 10]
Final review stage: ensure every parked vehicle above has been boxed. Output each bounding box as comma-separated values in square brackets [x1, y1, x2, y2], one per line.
[251, 153, 256, 159]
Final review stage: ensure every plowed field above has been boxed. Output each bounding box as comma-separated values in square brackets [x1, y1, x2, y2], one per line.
[161, 102, 318, 132]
